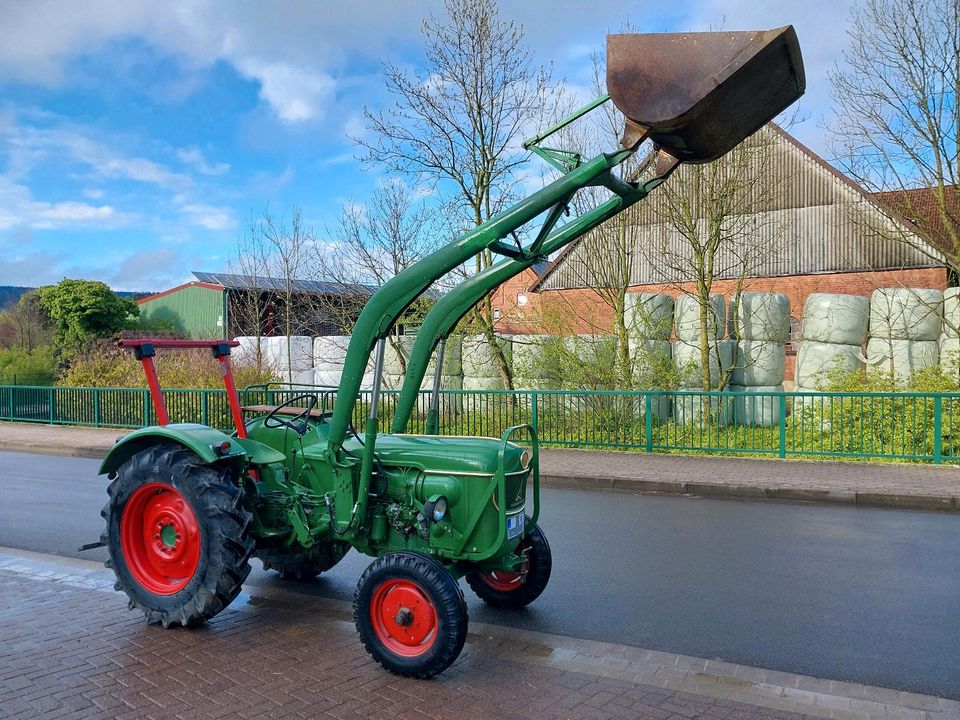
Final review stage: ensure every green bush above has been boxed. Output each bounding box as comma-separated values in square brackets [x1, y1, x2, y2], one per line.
[0, 346, 57, 385]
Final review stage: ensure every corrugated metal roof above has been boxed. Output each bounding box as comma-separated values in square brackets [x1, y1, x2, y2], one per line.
[536, 125, 944, 291]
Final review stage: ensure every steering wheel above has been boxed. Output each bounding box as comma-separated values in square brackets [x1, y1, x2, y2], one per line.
[263, 394, 319, 434]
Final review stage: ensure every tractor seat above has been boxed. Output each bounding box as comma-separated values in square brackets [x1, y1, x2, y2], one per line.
[241, 404, 333, 419]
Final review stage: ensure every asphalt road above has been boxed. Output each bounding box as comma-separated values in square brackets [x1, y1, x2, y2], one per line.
[2, 449, 958, 699]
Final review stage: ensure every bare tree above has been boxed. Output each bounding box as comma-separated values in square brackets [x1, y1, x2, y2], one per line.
[329, 182, 441, 375]
[829, 0, 959, 271]
[648, 127, 788, 390]
[356, 0, 556, 389]
[229, 215, 273, 367]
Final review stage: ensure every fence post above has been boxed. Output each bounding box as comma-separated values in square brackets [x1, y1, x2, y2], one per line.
[48, 387, 54, 424]
[93, 388, 101, 427]
[644, 393, 653, 453]
[934, 395, 943, 464]
[8, 386, 14, 420]
[531, 391, 538, 431]
[201, 391, 209, 426]
[143, 389, 151, 427]
[778, 393, 787, 459]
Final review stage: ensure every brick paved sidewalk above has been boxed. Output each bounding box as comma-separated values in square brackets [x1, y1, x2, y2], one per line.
[1, 420, 959, 512]
[2, 548, 956, 720]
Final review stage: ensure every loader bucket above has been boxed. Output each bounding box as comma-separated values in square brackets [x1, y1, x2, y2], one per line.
[607, 26, 804, 162]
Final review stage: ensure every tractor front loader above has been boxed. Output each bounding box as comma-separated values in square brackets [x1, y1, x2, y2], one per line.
[96, 28, 804, 678]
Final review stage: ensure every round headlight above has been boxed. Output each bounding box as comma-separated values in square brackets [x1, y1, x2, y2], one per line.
[432, 496, 447, 522]
[520, 450, 531, 470]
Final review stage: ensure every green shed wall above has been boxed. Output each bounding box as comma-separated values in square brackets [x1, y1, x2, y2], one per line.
[138, 286, 226, 338]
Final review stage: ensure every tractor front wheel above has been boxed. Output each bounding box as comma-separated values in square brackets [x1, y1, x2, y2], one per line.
[257, 541, 351, 581]
[466, 521, 552, 609]
[354, 552, 467, 678]
[102, 445, 254, 628]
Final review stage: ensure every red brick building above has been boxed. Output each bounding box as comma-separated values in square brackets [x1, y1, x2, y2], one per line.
[491, 125, 954, 383]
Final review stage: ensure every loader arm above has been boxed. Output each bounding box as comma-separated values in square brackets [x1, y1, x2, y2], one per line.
[326, 25, 804, 533]
[390, 176, 667, 434]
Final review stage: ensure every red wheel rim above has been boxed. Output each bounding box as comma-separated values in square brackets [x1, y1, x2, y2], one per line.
[120, 483, 201, 595]
[370, 578, 438, 657]
[481, 540, 530, 592]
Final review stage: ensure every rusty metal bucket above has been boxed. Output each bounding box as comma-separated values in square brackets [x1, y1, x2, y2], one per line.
[607, 26, 804, 162]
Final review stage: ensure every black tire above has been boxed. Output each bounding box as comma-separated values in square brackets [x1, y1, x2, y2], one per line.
[466, 521, 552, 609]
[257, 541, 351, 581]
[354, 552, 468, 678]
[102, 445, 254, 628]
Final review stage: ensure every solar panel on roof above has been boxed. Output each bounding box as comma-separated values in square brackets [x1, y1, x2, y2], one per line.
[192, 271, 377, 297]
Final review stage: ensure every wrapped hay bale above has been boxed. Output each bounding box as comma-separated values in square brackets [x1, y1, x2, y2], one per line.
[312, 335, 351, 370]
[233, 336, 266, 366]
[461, 334, 512, 378]
[729, 292, 789, 342]
[625, 293, 674, 339]
[866, 338, 938, 381]
[672, 391, 733, 426]
[732, 341, 786, 386]
[942, 287, 960, 338]
[510, 335, 560, 381]
[673, 338, 734, 387]
[801, 294, 869, 345]
[869, 288, 942, 341]
[729, 384, 784, 427]
[675, 294, 726, 341]
[265, 336, 313, 372]
[794, 341, 862, 388]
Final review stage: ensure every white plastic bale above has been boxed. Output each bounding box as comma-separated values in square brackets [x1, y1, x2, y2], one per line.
[940, 337, 960, 372]
[563, 334, 617, 359]
[635, 393, 671, 421]
[729, 292, 790, 342]
[869, 288, 942, 341]
[232, 336, 265, 366]
[462, 375, 506, 391]
[625, 293, 674, 339]
[672, 392, 734, 426]
[801, 294, 869, 345]
[729, 384, 784, 427]
[313, 369, 343, 388]
[273, 368, 315, 386]
[794, 341, 862, 388]
[674, 294, 726, 341]
[943, 287, 960, 338]
[412, 375, 464, 416]
[732, 341, 786, 386]
[265, 336, 313, 372]
[461, 334, 512, 378]
[866, 338, 938, 381]
[510, 335, 559, 379]
[672, 339, 735, 387]
[312, 336, 352, 370]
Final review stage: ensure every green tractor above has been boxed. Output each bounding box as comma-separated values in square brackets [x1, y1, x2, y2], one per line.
[97, 28, 804, 678]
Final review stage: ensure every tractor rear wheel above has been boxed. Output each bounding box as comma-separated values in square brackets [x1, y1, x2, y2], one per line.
[466, 521, 551, 609]
[257, 541, 350, 581]
[102, 445, 254, 628]
[354, 552, 467, 678]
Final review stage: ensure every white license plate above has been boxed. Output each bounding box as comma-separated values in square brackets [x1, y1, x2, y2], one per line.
[507, 513, 525, 539]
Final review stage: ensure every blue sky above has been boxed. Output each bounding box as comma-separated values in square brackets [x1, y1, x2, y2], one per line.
[0, 0, 853, 292]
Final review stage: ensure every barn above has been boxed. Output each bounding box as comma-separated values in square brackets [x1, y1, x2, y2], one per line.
[492, 125, 954, 383]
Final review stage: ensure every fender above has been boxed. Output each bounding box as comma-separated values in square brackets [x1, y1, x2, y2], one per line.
[99, 423, 247, 476]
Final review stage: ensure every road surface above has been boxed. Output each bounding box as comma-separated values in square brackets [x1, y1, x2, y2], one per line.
[1, 449, 958, 698]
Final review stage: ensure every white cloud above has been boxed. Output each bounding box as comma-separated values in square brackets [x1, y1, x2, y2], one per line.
[0, 177, 134, 230]
[179, 202, 236, 231]
[176, 146, 230, 176]
[234, 59, 336, 123]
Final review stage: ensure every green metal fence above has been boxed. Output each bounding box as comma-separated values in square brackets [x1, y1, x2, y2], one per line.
[2, 384, 959, 464]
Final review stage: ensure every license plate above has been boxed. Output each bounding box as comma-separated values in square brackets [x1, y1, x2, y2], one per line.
[507, 512, 525, 539]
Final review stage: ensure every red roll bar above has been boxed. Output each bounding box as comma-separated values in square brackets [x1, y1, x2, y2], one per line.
[119, 339, 247, 439]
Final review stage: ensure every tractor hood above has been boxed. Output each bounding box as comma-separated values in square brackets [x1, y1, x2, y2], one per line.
[343, 433, 529, 476]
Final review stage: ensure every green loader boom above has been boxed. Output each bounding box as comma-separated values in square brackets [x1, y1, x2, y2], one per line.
[96, 27, 804, 679]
